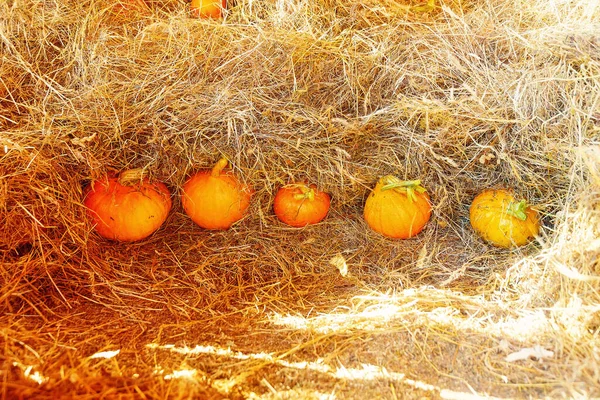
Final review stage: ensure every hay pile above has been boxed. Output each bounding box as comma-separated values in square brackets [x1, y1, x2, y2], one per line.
[1, 0, 599, 398]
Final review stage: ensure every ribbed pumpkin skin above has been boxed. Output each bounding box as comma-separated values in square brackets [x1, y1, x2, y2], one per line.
[469, 189, 539, 248]
[182, 170, 252, 230]
[364, 181, 432, 239]
[84, 176, 172, 242]
[273, 184, 331, 227]
[191, 0, 225, 18]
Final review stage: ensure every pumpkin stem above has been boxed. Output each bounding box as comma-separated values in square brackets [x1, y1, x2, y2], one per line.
[118, 168, 147, 185]
[380, 175, 427, 203]
[211, 158, 229, 177]
[506, 199, 529, 221]
[293, 185, 315, 201]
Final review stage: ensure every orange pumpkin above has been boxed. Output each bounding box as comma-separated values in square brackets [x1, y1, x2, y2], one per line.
[469, 189, 540, 248]
[273, 183, 331, 227]
[190, 0, 226, 18]
[364, 176, 432, 239]
[84, 170, 172, 242]
[182, 158, 253, 230]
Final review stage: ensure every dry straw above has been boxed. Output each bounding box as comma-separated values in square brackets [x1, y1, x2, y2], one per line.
[1, 0, 599, 398]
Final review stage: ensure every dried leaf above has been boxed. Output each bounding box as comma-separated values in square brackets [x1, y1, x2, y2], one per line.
[505, 345, 554, 362]
[329, 253, 348, 277]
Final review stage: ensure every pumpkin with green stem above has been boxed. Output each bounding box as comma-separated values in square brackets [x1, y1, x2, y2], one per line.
[469, 189, 540, 248]
[364, 176, 432, 239]
[273, 183, 331, 227]
[182, 158, 253, 230]
[84, 169, 172, 242]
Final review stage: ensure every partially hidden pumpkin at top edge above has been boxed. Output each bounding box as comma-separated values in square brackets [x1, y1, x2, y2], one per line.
[364, 175, 432, 239]
[273, 183, 331, 227]
[469, 189, 540, 248]
[190, 0, 226, 18]
[182, 158, 253, 230]
[83, 170, 172, 242]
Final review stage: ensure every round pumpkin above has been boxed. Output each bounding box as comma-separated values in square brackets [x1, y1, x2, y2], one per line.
[469, 189, 540, 248]
[364, 175, 432, 239]
[273, 183, 331, 227]
[182, 158, 253, 230]
[84, 170, 172, 242]
[191, 0, 225, 18]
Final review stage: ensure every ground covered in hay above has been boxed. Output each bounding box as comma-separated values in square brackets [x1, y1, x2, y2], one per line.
[1, 0, 600, 398]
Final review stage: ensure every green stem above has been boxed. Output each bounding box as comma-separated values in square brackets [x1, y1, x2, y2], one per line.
[379, 175, 427, 203]
[506, 199, 529, 221]
[293, 185, 315, 201]
[211, 158, 229, 177]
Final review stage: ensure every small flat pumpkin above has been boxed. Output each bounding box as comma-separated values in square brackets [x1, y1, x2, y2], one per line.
[364, 176, 432, 239]
[469, 189, 540, 248]
[273, 183, 331, 227]
[84, 169, 172, 242]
